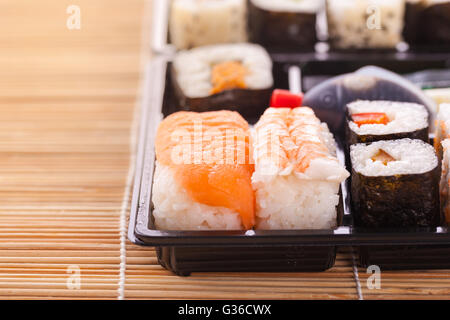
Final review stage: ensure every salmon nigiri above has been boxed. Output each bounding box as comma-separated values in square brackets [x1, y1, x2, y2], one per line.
[152, 110, 255, 230]
[252, 107, 349, 230]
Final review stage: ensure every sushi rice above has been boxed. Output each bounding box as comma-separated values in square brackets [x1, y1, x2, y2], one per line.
[152, 163, 242, 230]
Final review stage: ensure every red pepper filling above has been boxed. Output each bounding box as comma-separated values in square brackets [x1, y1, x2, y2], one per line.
[270, 89, 304, 108]
[352, 112, 389, 127]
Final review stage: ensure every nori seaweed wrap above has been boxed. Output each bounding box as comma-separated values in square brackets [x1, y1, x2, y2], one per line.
[346, 100, 429, 147]
[171, 43, 273, 119]
[248, 0, 322, 51]
[350, 139, 441, 228]
[404, 0, 450, 48]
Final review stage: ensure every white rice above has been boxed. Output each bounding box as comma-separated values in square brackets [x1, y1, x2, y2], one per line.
[170, 0, 247, 50]
[350, 138, 437, 177]
[326, 0, 405, 48]
[250, 0, 324, 13]
[253, 176, 341, 230]
[151, 163, 243, 230]
[347, 100, 428, 136]
[173, 43, 273, 98]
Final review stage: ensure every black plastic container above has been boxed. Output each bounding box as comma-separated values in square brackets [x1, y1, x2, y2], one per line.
[129, 1, 450, 275]
[128, 53, 450, 275]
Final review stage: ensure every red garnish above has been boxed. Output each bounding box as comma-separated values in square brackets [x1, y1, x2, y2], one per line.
[352, 112, 389, 127]
[270, 89, 304, 108]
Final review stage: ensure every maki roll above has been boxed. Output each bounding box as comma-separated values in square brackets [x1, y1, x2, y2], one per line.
[152, 110, 255, 230]
[350, 139, 441, 228]
[252, 107, 349, 229]
[346, 100, 429, 146]
[404, 0, 450, 47]
[248, 0, 324, 51]
[169, 0, 247, 50]
[172, 43, 273, 117]
[326, 0, 405, 50]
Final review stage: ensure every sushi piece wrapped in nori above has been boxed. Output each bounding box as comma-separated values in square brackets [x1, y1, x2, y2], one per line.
[346, 100, 429, 146]
[326, 0, 405, 50]
[171, 43, 273, 118]
[169, 0, 247, 50]
[404, 0, 450, 47]
[350, 139, 441, 228]
[152, 110, 255, 230]
[252, 107, 349, 230]
[247, 0, 324, 51]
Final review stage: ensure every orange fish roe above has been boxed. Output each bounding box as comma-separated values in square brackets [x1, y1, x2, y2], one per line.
[155, 111, 255, 229]
[210, 61, 248, 95]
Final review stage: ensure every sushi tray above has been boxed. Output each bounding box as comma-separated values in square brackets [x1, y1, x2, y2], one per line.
[128, 0, 450, 276]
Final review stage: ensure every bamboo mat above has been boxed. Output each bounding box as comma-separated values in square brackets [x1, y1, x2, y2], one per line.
[0, 0, 450, 300]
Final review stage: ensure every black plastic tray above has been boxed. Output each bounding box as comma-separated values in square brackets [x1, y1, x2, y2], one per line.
[128, 53, 450, 275]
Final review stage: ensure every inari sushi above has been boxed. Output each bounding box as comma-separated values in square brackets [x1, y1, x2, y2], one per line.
[404, 0, 450, 47]
[169, 0, 247, 50]
[350, 139, 441, 228]
[248, 0, 324, 51]
[172, 43, 273, 117]
[326, 0, 405, 49]
[346, 100, 429, 146]
[152, 110, 255, 230]
[252, 107, 349, 229]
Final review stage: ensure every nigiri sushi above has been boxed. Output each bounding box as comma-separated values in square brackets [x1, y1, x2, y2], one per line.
[152, 110, 255, 230]
[252, 107, 349, 229]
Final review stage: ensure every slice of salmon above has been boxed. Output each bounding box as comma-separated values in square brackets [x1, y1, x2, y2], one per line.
[155, 110, 255, 229]
[253, 107, 338, 174]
